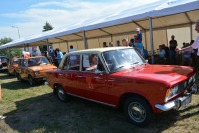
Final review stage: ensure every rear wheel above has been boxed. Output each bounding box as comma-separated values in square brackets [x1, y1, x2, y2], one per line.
[17, 73, 23, 82]
[14, 70, 17, 77]
[124, 96, 152, 127]
[7, 70, 11, 76]
[29, 75, 35, 86]
[56, 85, 69, 102]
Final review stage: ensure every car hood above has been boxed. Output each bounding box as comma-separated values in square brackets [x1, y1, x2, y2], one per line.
[28, 64, 57, 71]
[114, 64, 195, 86]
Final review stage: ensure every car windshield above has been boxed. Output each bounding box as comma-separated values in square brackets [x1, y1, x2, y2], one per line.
[0, 57, 7, 63]
[13, 58, 19, 64]
[102, 48, 145, 72]
[28, 57, 50, 66]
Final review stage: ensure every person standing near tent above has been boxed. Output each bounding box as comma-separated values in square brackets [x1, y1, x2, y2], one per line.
[69, 45, 76, 53]
[55, 48, 63, 66]
[169, 35, 178, 64]
[134, 28, 144, 56]
[176, 19, 199, 67]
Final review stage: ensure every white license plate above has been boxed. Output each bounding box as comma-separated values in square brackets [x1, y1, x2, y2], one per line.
[181, 95, 192, 109]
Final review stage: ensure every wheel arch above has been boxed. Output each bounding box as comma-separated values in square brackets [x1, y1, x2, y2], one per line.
[119, 92, 153, 112]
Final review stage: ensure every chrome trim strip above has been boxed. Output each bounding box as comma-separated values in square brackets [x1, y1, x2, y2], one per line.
[67, 93, 116, 107]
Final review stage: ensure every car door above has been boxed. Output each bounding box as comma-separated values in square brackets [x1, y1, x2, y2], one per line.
[18, 59, 27, 80]
[76, 53, 110, 103]
[58, 54, 82, 95]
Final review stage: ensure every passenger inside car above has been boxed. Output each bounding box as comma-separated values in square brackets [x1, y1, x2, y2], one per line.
[86, 54, 97, 71]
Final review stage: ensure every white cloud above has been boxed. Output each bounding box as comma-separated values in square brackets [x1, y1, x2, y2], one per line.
[0, 0, 161, 40]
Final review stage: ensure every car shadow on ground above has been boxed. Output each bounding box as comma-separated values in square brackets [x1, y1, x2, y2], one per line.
[2, 93, 199, 133]
[0, 73, 47, 90]
[0, 74, 16, 80]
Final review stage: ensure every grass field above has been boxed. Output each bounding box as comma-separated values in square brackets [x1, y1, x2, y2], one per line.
[0, 71, 199, 133]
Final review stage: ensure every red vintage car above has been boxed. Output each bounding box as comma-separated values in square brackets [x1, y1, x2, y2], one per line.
[7, 57, 19, 77]
[45, 47, 198, 126]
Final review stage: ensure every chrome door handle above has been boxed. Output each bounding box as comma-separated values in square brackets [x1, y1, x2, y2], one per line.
[58, 73, 63, 76]
[93, 76, 102, 79]
[77, 75, 83, 78]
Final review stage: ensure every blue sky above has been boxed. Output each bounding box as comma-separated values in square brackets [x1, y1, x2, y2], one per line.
[0, 0, 160, 40]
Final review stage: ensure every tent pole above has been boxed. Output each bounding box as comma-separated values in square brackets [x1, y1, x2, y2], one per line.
[23, 44, 25, 51]
[66, 41, 69, 52]
[8, 47, 11, 63]
[83, 31, 88, 49]
[143, 30, 147, 49]
[149, 17, 154, 64]
[27, 43, 29, 52]
[46, 39, 49, 56]
[190, 23, 192, 40]
[165, 29, 168, 46]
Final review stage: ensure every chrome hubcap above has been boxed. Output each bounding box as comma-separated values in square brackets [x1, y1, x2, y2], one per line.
[58, 88, 65, 100]
[128, 102, 146, 122]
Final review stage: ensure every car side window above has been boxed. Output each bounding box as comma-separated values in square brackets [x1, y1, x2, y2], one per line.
[82, 54, 104, 72]
[63, 55, 80, 71]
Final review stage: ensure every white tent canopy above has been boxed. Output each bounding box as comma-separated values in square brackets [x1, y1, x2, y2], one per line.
[0, 0, 199, 49]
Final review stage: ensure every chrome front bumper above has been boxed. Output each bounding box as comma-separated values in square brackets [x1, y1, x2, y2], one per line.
[155, 84, 198, 111]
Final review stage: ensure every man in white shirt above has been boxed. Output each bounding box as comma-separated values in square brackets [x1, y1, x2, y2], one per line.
[69, 45, 75, 53]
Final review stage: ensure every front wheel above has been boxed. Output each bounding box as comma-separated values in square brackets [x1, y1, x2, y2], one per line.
[56, 85, 69, 102]
[7, 70, 11, 76]
[29, 75, 35, 86]
[17, 73, 23, 82]
[14, 70, 17, 77]
[124, 96, 153, 127]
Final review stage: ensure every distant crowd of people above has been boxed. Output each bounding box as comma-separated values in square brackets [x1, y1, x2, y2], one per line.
[43, 45, 76, 67]
[44, 19, 199, 68]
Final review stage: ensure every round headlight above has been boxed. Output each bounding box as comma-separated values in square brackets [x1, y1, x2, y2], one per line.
[35, 71, 40, 75]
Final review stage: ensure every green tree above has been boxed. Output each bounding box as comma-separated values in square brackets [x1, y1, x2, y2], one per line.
[0, 37, 21, 58]
[42, 21, 53, 32]
[41, 21, 54, 52]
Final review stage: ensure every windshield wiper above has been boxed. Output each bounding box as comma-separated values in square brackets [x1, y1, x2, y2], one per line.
[131, 62, 139, 65]
[114, 65, 126, 71]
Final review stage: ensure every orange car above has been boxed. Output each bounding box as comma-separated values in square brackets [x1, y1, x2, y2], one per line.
[17, 56, 57, 86]
[7, 57, 19, 77]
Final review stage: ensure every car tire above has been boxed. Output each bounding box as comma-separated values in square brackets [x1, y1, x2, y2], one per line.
[14, 70, 17, 77]
[56, 85, 69, 102]
[29, 75, 35, 86]
[7, 70, 11, 76]
[17, 73, 23, 82]
[124, 96, 152, 127]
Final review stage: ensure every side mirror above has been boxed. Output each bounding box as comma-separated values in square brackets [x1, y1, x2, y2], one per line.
[145, 59, 148, 63]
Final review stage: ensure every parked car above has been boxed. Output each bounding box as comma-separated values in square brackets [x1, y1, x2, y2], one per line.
[0, 56, 8, 71]
[7, 57, 19, 76]
[17, 56, 57, 86]
[45, 47, 198, 127]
